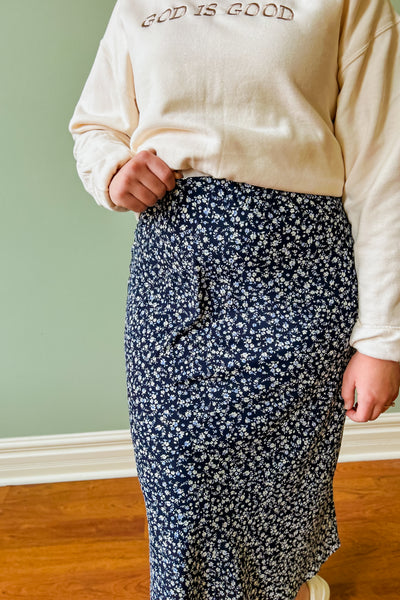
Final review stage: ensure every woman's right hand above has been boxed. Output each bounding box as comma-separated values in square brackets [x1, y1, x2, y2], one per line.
[109, 149, 181, 213]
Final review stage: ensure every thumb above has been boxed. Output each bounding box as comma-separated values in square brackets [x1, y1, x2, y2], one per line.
[341, 369, 356, 412]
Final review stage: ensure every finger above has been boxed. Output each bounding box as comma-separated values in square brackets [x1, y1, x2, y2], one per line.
[345, 405, 368, 422]
[347, 394, 374, 422]
[136, 149, 177, 191]
[145, 151, 177, 191]
[127, 178, 160, 207]
[137, 166, 169, 200]
[369, 397, 394, 421]
[369, 406, 383, 421]
[123, 191, 149, 213]
[344, 409, 359, 423]
[377, 395, 398, 417]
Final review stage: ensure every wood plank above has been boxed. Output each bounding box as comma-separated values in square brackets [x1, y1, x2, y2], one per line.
[0, 540, 150, 600]
[0, 478, 147, 550]
[0, 486, 10, 504]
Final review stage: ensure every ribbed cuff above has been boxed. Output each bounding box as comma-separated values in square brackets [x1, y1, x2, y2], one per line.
[92, 148, 134, 212]
[350, 320, 400, 362]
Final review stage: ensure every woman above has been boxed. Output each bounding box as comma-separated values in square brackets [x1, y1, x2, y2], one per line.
[69, 1, 400, 598]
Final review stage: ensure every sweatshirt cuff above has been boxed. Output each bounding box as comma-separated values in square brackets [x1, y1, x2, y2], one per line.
[91, 146, 134, 212]
[350, 320, 400, 362]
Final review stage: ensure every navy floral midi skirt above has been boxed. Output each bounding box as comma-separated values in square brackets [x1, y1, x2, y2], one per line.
[124, 177, 358, 600]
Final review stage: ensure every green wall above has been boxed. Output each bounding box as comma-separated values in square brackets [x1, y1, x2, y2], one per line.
[1, 0, 135, 437]
[1, 0, 400, 438]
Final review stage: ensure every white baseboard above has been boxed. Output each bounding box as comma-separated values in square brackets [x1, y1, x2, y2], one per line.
[0, 430, 137, 486]
[338, 412, 400, 462]
[0, 413, 399, 487]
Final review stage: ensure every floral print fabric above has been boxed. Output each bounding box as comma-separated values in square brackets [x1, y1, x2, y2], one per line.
[124, 177, 358, 600]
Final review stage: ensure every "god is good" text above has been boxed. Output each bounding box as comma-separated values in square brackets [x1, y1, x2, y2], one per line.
[142, 3, 295, 27]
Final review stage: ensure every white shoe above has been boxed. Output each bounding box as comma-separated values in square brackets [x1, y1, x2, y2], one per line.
[306, 575, 330, 600]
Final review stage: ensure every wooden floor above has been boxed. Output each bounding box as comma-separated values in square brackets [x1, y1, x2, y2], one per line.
[0, 460, 399, 599]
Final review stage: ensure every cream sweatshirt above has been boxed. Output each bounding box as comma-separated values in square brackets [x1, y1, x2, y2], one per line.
[68, 0, 400, 362]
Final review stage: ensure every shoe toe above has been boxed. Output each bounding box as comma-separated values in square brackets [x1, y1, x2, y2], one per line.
[306, 575, 330, 600]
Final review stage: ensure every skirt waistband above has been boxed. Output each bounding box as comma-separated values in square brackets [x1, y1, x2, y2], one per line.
[136, 176, 346, 247]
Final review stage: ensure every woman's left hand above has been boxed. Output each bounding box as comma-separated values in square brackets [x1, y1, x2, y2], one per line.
[341, 351, 400, 422]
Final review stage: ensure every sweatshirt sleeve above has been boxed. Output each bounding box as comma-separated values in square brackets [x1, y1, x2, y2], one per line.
[68, 0, 138, 212]
[334, 0, 400, 362]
